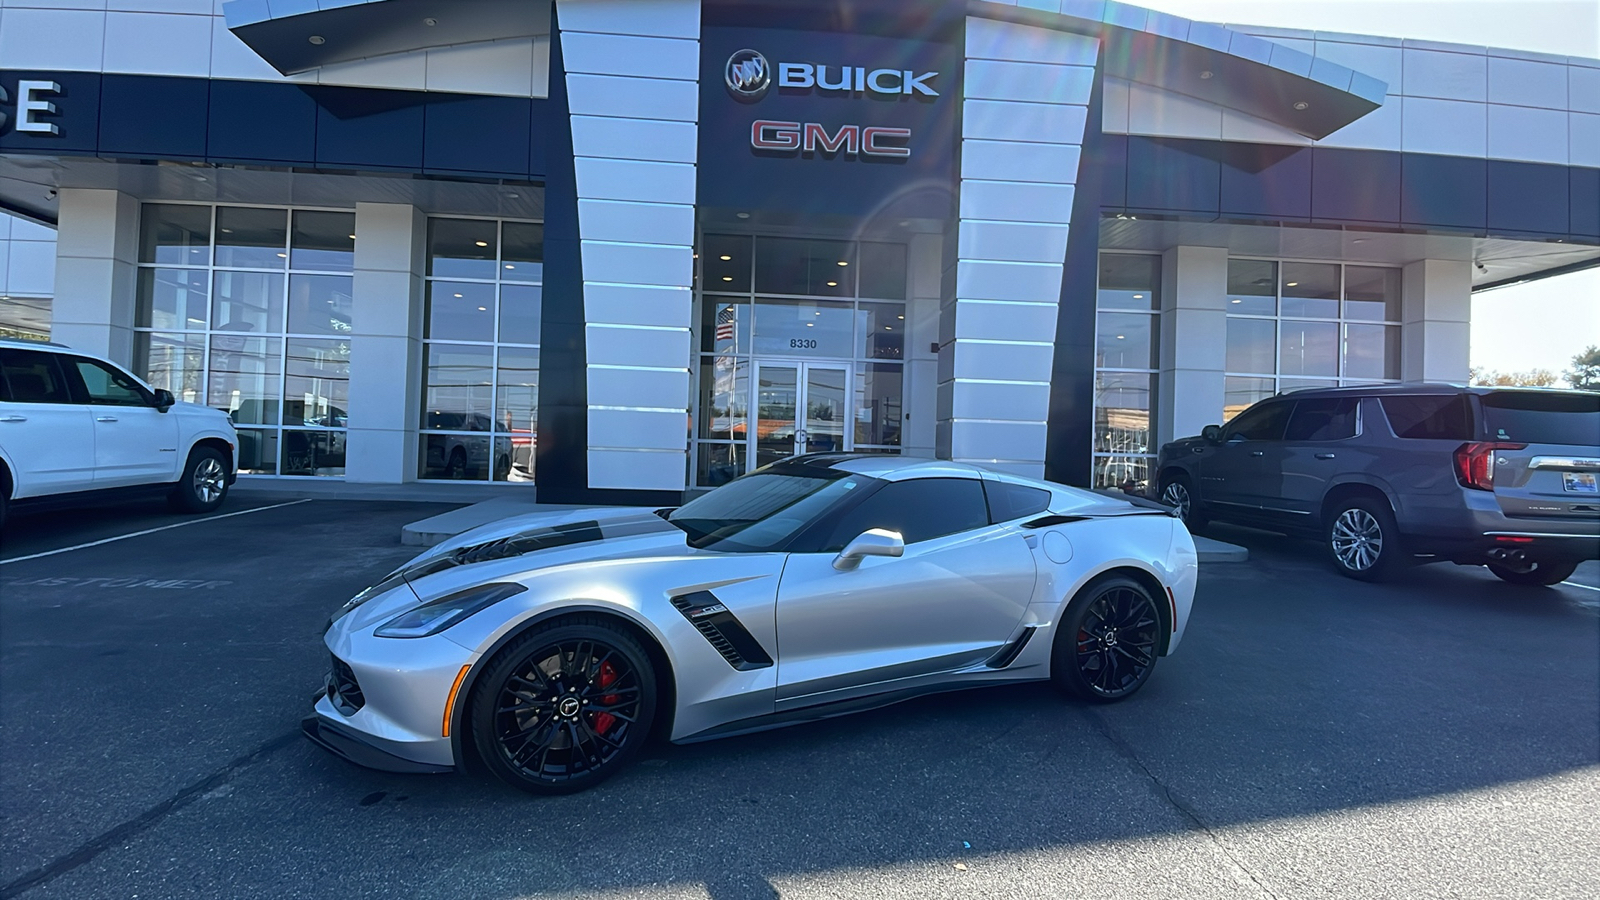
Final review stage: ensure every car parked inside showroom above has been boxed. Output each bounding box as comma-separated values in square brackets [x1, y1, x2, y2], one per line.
[0, 338, 238, 529]
[1157, 384, 1600, 584]
[305, 454, 1198, 795]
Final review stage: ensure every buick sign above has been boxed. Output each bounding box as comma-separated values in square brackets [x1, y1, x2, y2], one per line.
[725, 49, 771, 101]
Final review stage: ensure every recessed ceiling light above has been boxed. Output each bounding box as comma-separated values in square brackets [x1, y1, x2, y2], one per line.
[1133, 294, 1144, 299]
[454, 293, 463, 298]
[837, 261, 849, 266]
[826, 281, 837, 287]
[806, 322, 814, 327]
[1293, 101, 1309, 110]
[736, 212, 751, 219]
[276, 252, 287, 258]
[897, 315, 904, 320]
[221, 228, 232, 234]
[308, 35, 325, 45]
[1287, 281, 1299, 287]
[1231, 299, 1242, 304]
[477, 306, 486, 311]
[423, 17, 438, 26]
[505, 264, 514, 269]
[722, 276, 733, 282]
[1352, 238, 1367, 244]
[504, 192, 519, 199]
[719, 255, 732, 261]
[1116, 335, 1126, 340]
[1200, 70, 1214, 79]
[347, 234, 356, 240]
[884, 326, 892, 331]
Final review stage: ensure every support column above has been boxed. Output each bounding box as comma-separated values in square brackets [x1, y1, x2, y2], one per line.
[1157, 246, 1229, 443]
[1401, 259, 1471, 383]
[344, 203, 425, 484]
[941, 17, 1099, 479]
[51, 189, 139, 364]
[558, 0, 699, 495]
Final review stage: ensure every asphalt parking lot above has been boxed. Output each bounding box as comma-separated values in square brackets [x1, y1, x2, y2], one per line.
[1, 498, 1596, 900]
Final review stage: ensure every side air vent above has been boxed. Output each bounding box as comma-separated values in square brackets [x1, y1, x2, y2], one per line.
[985, 626, 1037, 669]
[1022, 515, 1087, 529]
[327, 655, 365, 715]
[669, 591, 774, 671]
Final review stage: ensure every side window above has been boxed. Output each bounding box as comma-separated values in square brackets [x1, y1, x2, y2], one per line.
[823, 478, 990, 550]
[985, 481, 1052, 522]
[70, 358, 150, 407]
[0, 349, 75, 404]
[1285, 398, 1359, 442]
[1224, 402, 1290, 442]
[1380, 395, 1472, 440]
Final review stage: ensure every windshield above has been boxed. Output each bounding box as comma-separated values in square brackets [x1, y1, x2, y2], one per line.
[1482, 392, 1600, 447]
[667, 471, 872, 551]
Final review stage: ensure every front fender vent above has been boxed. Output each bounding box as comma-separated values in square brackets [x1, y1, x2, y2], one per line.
[327, 655, 365, 716]
[669, 591, 774, 671]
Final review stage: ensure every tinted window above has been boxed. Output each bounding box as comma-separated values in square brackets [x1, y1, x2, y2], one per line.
[0, 349, 74, 404]
[1381, 395, 1472, 440]
[986, 481, 1052, 522]
[1224, 402, 1290, 441]
[823, 478, 989, 550]
[1482, 392, 1600, 446]
[1285, 398, 1358, 442]
[668, 471, 870, 552]
[71, 358, 150, 406]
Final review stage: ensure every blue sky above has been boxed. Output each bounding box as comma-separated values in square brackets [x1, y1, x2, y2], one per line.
[1143, 0, 1600, 380]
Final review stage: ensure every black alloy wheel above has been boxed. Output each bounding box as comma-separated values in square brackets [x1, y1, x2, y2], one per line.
[1052, 576, 1162, 703]
[1488, 559, 1580, 587]
[472, 618, 656, 795]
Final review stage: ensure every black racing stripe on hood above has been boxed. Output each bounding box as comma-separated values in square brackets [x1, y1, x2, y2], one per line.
[403, 514, 680, 581]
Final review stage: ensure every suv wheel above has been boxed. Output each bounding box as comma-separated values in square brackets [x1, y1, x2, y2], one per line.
[169, 447, 230, 513]
[1158, 474, 1206, 530]
[1487, 559, 1579, 587]
[1326, 496, 1401, 582]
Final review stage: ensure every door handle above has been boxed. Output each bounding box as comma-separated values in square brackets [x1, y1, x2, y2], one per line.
[1249, 450, 1264, 457]
[0, 415, 26, 423]
[96, 415, 119, 423]
[1315, 452, 1337, 460]
[1190, 447, 1204, 454]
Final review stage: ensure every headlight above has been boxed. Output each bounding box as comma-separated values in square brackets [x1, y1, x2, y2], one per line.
[373, 583, 527, 639]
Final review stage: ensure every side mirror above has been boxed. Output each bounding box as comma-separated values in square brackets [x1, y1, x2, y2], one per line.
[152, 388, 175, 412]
[833, 528, 904, 571]
[1201, 424, 1222, 443]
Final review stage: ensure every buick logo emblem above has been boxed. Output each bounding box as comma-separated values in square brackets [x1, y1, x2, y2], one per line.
[725, 49, 770, 101]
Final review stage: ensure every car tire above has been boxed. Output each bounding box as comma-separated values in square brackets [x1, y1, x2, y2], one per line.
[1158, 473, 1206, 530]
[1325, 496, 1401, 582]
[471, 616, 658, 795]
[1487, 559, 1580, 587]
[1051, 576, 1162, 703]
[168, 447, 230, 514]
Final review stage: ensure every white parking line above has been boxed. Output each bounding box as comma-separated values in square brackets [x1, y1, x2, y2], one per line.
[0, 500, 313, 566]
[1561, 581, 1600, 592]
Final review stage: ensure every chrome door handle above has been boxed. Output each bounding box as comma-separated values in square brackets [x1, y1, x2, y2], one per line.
[1249, 450, 1264, 457]
[1315, 453, 1336, 460]
[0, 415, 26, 423]
[96, 415, 119, 422]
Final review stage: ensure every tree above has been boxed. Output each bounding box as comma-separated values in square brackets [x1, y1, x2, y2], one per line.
[1567, 345, 1600, 392]
[1470, 366, 1559, 387]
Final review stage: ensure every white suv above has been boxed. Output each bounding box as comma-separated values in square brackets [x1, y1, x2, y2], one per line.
[0, 338, 239, 529]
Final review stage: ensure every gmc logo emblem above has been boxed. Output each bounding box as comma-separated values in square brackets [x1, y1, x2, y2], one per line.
[751, 121, 912, 158]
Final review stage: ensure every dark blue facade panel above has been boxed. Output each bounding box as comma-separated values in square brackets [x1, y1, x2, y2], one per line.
[0, 71, 102, 154]
[207, 79, 319, 164]
[1487, 160, 1570, 237]
[1310, 147, 1400, 224]
[0, 70, 552, 181]
[1125, 137, 1219, 216]
[98, 74, 209, 160]
[1572, 167, 1600, 240]
[423, 95, 534, 179]
[1219, 144, 1311, 221]
[1400, 153, 1486, 231]
[1107, 135, 1597, 245]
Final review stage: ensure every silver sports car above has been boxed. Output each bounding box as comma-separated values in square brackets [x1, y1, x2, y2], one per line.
[304, 455, 1198, 794]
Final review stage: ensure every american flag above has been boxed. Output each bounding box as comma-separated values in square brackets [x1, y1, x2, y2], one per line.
[714, 305, 736, 344]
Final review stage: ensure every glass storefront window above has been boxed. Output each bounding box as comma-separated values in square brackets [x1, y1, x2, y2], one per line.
[1093, 253, 1161, 492]
[755, 237, 856, 297]
[215, 207, 289, 269]
[1224, 258, 1401, 416]
[753, 298, 854, 357]
[697, 356, 749, 441]
[858, 242, 908, 300]
[418, 217, 543, 482]
[133, 203, 356, 476]
[854, 363, 902, 447]
[857, 302, 905, 360]
[700, 296, 751, 354]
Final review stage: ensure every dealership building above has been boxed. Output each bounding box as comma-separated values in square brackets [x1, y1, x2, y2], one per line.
[0, 0, 1596, 505]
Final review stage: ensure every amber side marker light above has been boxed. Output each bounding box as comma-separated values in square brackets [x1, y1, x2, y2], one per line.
[442, 664, 472, 738]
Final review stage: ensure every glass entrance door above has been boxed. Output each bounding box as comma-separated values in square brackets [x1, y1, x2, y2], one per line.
[753, 362, 851, 469]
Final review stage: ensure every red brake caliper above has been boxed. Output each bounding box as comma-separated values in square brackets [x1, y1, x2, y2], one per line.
[591, 660, 619, 734]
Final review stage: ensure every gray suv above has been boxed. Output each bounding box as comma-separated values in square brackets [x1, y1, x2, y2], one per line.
[1156, 385, 1600, 584]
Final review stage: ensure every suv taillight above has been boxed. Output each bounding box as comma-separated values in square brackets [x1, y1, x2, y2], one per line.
[1453, 442, 1526, 491]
